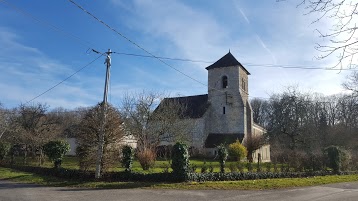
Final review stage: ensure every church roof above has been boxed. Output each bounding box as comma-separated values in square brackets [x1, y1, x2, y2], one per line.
[156, 94, 209, 119]
[205, 133, 244, 148]
[205, 52, 250, 75]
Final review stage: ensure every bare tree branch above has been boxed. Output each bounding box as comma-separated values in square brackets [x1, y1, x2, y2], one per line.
[280, 0, 358, 68]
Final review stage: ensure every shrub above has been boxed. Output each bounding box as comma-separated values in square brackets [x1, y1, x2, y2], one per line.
[217, 144, 228, 173]
[247, 162, 253, 172]
[228, 163, 238, 173]
[325, 146, 342, 173]
[137, 148, 156, 170]
[0, 142, 11, 161]
[208, 164, 214, 173]
[228, 140, 247, 161]
[238, 162, 244, 173]
[121, 145, 134, 172]
[265, 163, 272, 172]
[162, 163, 170, 173]
[171, 142, 189, 181]
[201, 161, 208, 173]
[340, 149, 352, 171]
[189, 164, 197, 173]
[43, 140, 70, 168]
[76, 145, 95, 171]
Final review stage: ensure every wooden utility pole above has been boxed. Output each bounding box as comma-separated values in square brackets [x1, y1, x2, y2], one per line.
[95, 49, 112, 179]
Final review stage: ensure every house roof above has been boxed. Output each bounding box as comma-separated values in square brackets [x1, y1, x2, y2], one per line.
[205, 133, 244, 148]
[156, 94, 209, 119]
[205, 52, 250, 75]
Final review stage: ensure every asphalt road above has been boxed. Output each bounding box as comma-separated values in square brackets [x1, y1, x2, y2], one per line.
[0, 180, 357, 201]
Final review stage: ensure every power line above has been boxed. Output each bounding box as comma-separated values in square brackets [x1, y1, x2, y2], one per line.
[113, 51, 357, 71]
[113, 52, 213, 63]
[0, 0, 103, 53]
[1, 0, 354, 77]
[68, 0, 209, 89]
[24, 54, 104, 105]
[68, 0, 358, 103]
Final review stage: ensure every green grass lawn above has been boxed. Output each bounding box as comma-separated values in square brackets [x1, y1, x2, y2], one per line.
[1, 167, 357, 190]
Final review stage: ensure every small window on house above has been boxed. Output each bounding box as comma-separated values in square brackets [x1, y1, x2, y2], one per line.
[222, 76, 228, 88]
[223, 106, 226, 114]
[241, 78, 246, 91]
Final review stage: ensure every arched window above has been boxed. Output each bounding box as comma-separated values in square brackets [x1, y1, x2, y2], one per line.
[222, 76, 228, 88]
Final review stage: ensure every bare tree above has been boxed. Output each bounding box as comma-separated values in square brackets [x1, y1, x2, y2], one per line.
[267, 87, 313, 151]
[250, 98, 269, 127]
[121, 91, 195, 170]
[3, 103, 62, 165]
[76, 103, 124, 172]
[121, 91, 193, 150]
[243, 134, 266, 162]
[343, 71, 358, 93]
[0, 102, 9, 139]
[280, 0, 358, 68]
[48, 107, 87, 138]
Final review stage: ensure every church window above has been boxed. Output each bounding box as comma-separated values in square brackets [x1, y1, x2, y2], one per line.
[241, 78, 246, 91]
[222, 76, 228, 88]
[223, 106, 226, 114]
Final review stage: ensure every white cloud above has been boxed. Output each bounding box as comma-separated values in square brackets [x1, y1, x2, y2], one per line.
[0, 28, 104, 109]
[107, 0, 351, 100]
[233, 2, 250, 24]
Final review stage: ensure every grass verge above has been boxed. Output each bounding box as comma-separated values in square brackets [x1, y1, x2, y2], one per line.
[1, 167, 357, 190]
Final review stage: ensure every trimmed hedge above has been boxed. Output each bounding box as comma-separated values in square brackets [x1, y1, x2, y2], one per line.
[1, 163, 94, 181]
[171, 142, 189, 181]
[186, 171, 339, 182]
[1, 163, 357, 183]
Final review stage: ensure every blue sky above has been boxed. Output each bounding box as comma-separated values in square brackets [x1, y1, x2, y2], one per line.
[0, 0, 355, 109]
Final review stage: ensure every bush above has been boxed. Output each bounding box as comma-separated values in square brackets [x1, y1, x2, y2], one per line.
[43, 140, 70, 168]
[247, 162, 253, 172]
[2, 162, 357, 183]
[217, 144, 228, 173]
[265, 163, 272, 172]
[201, 161, 208, 173]
[121, 145, 134, 172]
[137, 148, 156, 170]
[186, 170, 342, 182]
[228, 140, 247, 161]
[340, 149, 352, 171]
[228, 163, 238, 173]
[0, 142, 11, 161]
[325, 146, 342, 173]
[76, 145, 95, 171]
[171, 142, 189, 181]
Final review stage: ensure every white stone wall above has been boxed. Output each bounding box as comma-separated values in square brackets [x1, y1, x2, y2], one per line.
[65, 138, 77, 156]
[251, 124, 271, 162]
[207, 65, 247, 135]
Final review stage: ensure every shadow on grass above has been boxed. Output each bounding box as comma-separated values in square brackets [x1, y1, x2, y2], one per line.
[0, 179, 43, 189]
[57, 182, 162, 191]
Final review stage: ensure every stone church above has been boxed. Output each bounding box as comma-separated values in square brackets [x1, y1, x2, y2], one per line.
[157, 52, 270, 162]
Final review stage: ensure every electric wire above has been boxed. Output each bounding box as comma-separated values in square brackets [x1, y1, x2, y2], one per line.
[0, 0, 103, 53]
[113, 52, 357, 71]
[24, 54, 104, 105]
[1, 0, 355, 73]
[67, 0, 358, 104]
[1, 0, 355, 108]
[68, 0, 209, 88]
[112, 52, 213, 64]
